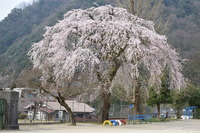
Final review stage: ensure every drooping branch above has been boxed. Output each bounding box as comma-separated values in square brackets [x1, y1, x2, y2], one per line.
[28, 5, 185, 123]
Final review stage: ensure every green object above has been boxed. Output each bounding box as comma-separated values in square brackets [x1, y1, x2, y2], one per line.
[0, 99, 6, 130]
[18, 114, 27, 119]
[193, 109, 200, 119]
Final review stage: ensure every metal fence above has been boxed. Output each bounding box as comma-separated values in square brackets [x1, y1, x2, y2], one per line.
[109, 104, 130, 118]
[18, 103, 199, 125]
[108, 103, 178, 119]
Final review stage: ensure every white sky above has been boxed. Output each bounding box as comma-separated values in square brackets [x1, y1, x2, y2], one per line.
[0, 0, 32, 21]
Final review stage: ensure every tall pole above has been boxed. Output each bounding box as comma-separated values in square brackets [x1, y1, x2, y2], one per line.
[84, 103, 85, 122]
[120, 100, 122, 118]
[59, 104, 61, 122]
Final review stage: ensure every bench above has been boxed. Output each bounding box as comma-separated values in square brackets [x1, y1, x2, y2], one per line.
[128, 115, 152, 124]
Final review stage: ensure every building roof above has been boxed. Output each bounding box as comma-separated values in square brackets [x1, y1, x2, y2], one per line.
[39, 107, 54, 113]
[24, 100, 95, 113]
[18, 97, 38, 112]
[47, 100, 95, 113]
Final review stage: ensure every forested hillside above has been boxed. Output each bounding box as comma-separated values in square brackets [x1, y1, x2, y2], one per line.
[164, 0, 200, 58]
[0, 0, 200, 87]
[163, 0, 200, 86]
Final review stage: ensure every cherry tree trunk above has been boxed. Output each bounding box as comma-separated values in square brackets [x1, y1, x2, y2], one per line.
[133, 81, 143, 115]
[67, 107, 76, 125]
[132, 90, 144, 115]
[56, 97, 76, 126]
[176, 107, 182, 119]
[101, 91, 111, 123]
[133, 91, 139, 115]
[30, 102, 38, 124]
[157, 103, 161, 120]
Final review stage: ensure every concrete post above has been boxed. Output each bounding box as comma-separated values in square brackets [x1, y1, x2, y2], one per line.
[0, 90, 19, 130]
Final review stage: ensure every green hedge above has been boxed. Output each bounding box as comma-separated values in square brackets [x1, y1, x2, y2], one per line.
[18, 114, 27, 119]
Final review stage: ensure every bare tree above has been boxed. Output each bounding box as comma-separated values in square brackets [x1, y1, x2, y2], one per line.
[0, 64, 19, 90]
[29, 100, 42, 123]
[19, 65, 97, 125]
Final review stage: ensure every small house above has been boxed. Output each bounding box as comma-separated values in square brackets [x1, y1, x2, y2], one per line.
[24, 100, 95, 122]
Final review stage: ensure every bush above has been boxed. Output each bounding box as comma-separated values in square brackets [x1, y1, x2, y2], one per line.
[18, 114, 27, 119]
[194, 109, 200, 119]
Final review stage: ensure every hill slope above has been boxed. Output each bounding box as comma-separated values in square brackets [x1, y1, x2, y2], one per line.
[0, 0, 200, 87]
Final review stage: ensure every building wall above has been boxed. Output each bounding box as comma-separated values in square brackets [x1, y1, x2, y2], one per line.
[53, 110, 67, 122]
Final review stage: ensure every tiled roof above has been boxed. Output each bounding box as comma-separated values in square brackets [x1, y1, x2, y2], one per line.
[18, 97, 38, 112]
[24, 100, 95, 113]
[47, 100, 95, 113]
[39, 107, 54, 113]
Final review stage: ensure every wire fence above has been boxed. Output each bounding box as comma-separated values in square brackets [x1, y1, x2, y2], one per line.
[108, 103, 178, 119]
[18, 103, 198, 124]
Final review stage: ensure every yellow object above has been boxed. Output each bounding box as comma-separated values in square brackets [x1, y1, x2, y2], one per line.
[103, 120, 112, 126]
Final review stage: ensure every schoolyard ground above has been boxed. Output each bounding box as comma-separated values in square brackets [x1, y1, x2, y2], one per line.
[1, 119, 200, 133]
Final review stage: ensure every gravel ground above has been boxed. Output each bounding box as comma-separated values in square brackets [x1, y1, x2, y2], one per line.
[1, 119, 200, 133]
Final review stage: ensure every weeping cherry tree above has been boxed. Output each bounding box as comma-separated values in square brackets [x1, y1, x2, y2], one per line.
[28, 5, 185, 123]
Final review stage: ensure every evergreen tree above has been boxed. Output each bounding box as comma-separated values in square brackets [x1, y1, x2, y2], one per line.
[147, 74, 173, 119]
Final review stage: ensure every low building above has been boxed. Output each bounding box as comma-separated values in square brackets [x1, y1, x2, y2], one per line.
[18, 97, 38, 114]
[24, 100, 95, 122]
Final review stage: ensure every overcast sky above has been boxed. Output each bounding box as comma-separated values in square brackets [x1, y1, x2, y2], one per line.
[0, 0, 32, 21]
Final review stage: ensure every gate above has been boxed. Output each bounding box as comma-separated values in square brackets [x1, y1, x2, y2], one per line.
[0, 99, 6, 130]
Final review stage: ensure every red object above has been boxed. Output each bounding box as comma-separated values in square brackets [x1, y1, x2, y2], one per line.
[119, 119, 126, 125]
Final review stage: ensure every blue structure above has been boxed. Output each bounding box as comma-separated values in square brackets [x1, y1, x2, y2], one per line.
[128, 115, 152, 124]
[110, 120, 118, 126]
[182, 106, 198, 119]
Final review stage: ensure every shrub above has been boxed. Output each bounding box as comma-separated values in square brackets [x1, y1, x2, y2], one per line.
[18, 114, 27, 119]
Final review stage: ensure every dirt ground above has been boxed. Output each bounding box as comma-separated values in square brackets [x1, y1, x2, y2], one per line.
[1, 119, 200, 133]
